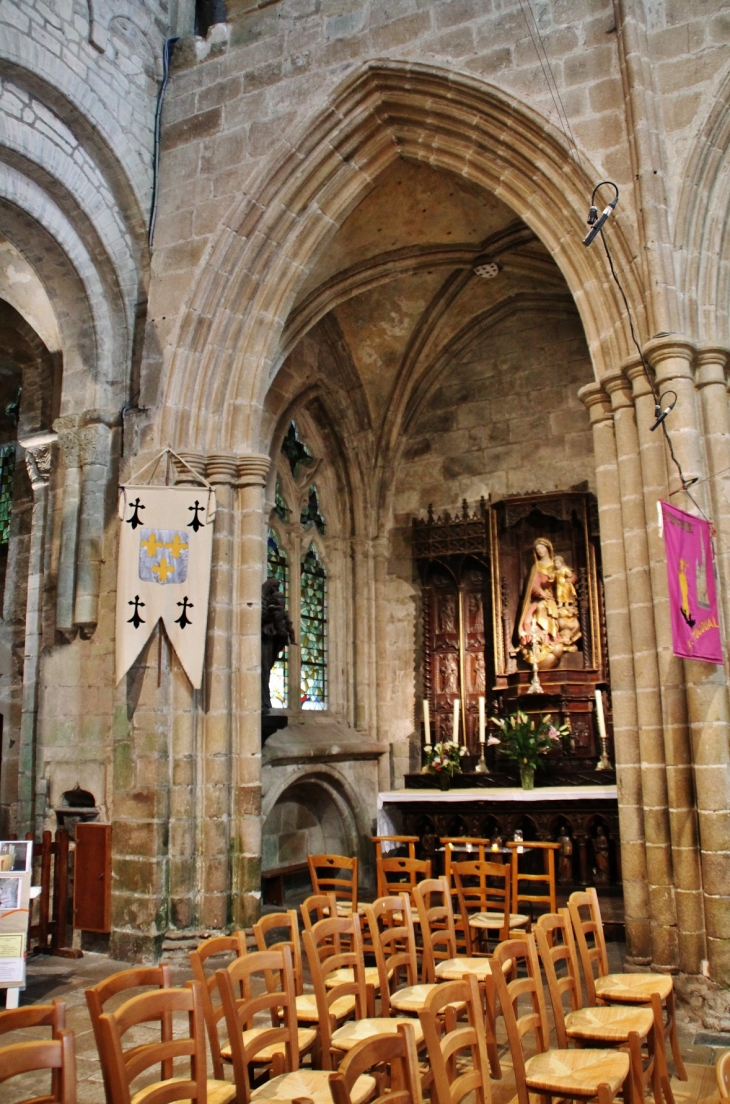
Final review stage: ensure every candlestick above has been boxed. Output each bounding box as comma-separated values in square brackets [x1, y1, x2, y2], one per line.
[423, 699, 431, 749]
[452, 697, 460, 744]
[475, 695, 488, 773]
[594, 688, 612, 770]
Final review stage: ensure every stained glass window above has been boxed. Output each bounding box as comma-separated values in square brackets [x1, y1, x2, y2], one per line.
[300, 484, 325, 535]
[0, 444, 15, 546]
[300, 543, 327, 710]
[281, 422, 313, 478]
[267, 528, 289, 708]
[274, 476, 289, 523]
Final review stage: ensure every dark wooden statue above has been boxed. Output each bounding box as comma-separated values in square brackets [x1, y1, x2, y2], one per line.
[261, 579, 295, 712]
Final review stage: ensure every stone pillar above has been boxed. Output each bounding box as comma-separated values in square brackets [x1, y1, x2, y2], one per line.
[16, 434, 55, 835]
[695, 347, 730, 662]
[373, 535, 392, 793]
[579, 383, 651, 963]
[646, 337, 730, 984]
[231, 453, 270, 928]
[627, 358, 705, 975]
[54, 426, 80, 636]
[74, 421, 113, 633]
[603, 372, 677, 970]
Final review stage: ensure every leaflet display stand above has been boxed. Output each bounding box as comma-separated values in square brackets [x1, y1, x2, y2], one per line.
[0, 841, 33, 1008]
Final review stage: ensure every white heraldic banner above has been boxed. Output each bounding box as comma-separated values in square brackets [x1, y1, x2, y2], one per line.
[116, 485, 216, 689]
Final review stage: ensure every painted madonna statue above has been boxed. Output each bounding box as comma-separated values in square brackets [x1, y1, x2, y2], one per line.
[517, 538, 582, 669]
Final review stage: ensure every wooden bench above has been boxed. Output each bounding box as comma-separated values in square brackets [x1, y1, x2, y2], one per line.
[261, 861, 309, 907]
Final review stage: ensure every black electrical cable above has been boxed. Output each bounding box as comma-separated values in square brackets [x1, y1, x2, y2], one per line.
[149, 37, 179, 248]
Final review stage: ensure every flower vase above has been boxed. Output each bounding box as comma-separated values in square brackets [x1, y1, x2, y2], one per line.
[520, 765, 535, 790]
[437, 772, 451, 791]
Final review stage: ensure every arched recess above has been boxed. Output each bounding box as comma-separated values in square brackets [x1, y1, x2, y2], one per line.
[675, 66, 730, 346]
[161, 60, 645, 457]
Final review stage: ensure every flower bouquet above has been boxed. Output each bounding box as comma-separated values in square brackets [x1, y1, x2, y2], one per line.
[489, 711, 569, 789]
[424, 741, 467, 789]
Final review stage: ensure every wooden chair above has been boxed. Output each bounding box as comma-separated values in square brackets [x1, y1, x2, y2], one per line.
[416, 973, 491, 1104]
[97, 980, 235, 1104]
[377, 857, 432, 903]
[508, 840, 560, 917]
[364, 894, 446, 1018]
[0, 1001, 67, 1104]
[452, 859, 530, 950]
[329, 1021, 423, 1104]
[717, 1049, 730, 1100]
[216, 945, 316, 1094]
[254, 909, 322, 1026]
[569, 887, 687, 1084]
[301, 892, 379, 993]
[441, 837, 491, 954]
[86, 964, 174, 1100]
[412, 877, 502, 1080]
[302, 910, 425, 1067]
[491, 933, 631, 1104]
[0, 1029, 76, 1104]
[372, 835, 418, 863]
[535, 910, 666, 1104]
[307, 854, 358, 917]
[189, 932, 248, 1080]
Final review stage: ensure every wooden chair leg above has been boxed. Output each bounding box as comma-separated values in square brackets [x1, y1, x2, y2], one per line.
[665, 989, 687, 1081]
[651, 992, 676, 1104]
[482, 975, 501, 1080]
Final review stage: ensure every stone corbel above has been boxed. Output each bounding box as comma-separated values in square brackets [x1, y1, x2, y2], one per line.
[20, 433, 57, 490]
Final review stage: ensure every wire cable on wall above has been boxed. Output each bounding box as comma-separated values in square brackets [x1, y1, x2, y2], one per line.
[149, 37, 179, 248]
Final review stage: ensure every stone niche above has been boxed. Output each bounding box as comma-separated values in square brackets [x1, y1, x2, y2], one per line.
[261, 720, 385, 904]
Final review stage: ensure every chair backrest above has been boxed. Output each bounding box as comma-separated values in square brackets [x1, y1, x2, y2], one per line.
[307, 854, 358, 912]
[452, 859, 512, 948]
[568, 887, 609, 1003]
[300, 891, 338, 932]
[0, 1029, 76, 1104]
[413, 877, 458, 983]
[417, 973, 491, 1104]
[378, 857, 432, 902]
[98, 982, 207, 1104]
[363, 894, 418, 1016]
[329, 1021, 423, 1104]
[372, 836, 418, 896]
[490, 934, 550, 1104]
[441, 837, 490, 884]
[508, 841, 559, 915]
[534, 909, 584, 1048]
[86, 964, 173, 1097]
[188, 931, 247, 1080]
[717, 1049, 730, 1100]
[302, 911, 368, 1068]
[0, 998, 67, 1101]
[254, 910, 304, 995]
[216, 946, 299, 1104]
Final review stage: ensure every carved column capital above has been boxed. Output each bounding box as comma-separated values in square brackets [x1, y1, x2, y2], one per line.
[642, 335, 695, 387]
[602, 371, 634, 411]
[173, 451, 270, 488]
[695, 346, 730, 390]
[20, 432, 57, 489]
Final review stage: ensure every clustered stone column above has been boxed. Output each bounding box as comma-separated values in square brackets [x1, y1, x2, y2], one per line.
[581, 337, 730, 985]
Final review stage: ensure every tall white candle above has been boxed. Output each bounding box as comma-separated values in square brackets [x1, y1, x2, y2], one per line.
[423, 699, 431, 748]
[594, 689, 607, 742]
[452, 697, 460, 744]
[478, 696, 485, 744]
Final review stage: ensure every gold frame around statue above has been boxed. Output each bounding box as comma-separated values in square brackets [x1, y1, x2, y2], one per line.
[488, 492, 604, 681]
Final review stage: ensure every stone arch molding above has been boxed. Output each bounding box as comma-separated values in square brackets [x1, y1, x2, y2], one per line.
[675, 65, 730, 347]
[261, 766, 369, 857]
[161, 60, 645, 457]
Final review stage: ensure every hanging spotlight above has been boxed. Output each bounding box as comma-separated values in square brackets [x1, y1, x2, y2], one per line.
[473, 257, 500, 279]
[583, 181, 619, 246]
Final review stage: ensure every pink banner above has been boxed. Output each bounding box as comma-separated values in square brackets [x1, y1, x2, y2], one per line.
[661, 501, 723, 664]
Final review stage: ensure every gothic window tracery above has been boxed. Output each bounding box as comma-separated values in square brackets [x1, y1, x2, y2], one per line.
[267, 421, 330, 714]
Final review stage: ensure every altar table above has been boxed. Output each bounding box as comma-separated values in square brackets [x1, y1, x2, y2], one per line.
[377, 785, 620, 888]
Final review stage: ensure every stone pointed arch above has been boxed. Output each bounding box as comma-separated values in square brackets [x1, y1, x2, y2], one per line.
[160, 59, 645, 456]
[675, 65, 730, 347]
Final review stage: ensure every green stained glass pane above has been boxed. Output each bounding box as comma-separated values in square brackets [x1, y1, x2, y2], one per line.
[300, 484, 325, 535]
[300, 543, 326, 710]
[0, 444, 15, 546]
[267, 529, 289, 708]
[281, 422, 313, 479]
[274, 475, 289, 523]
